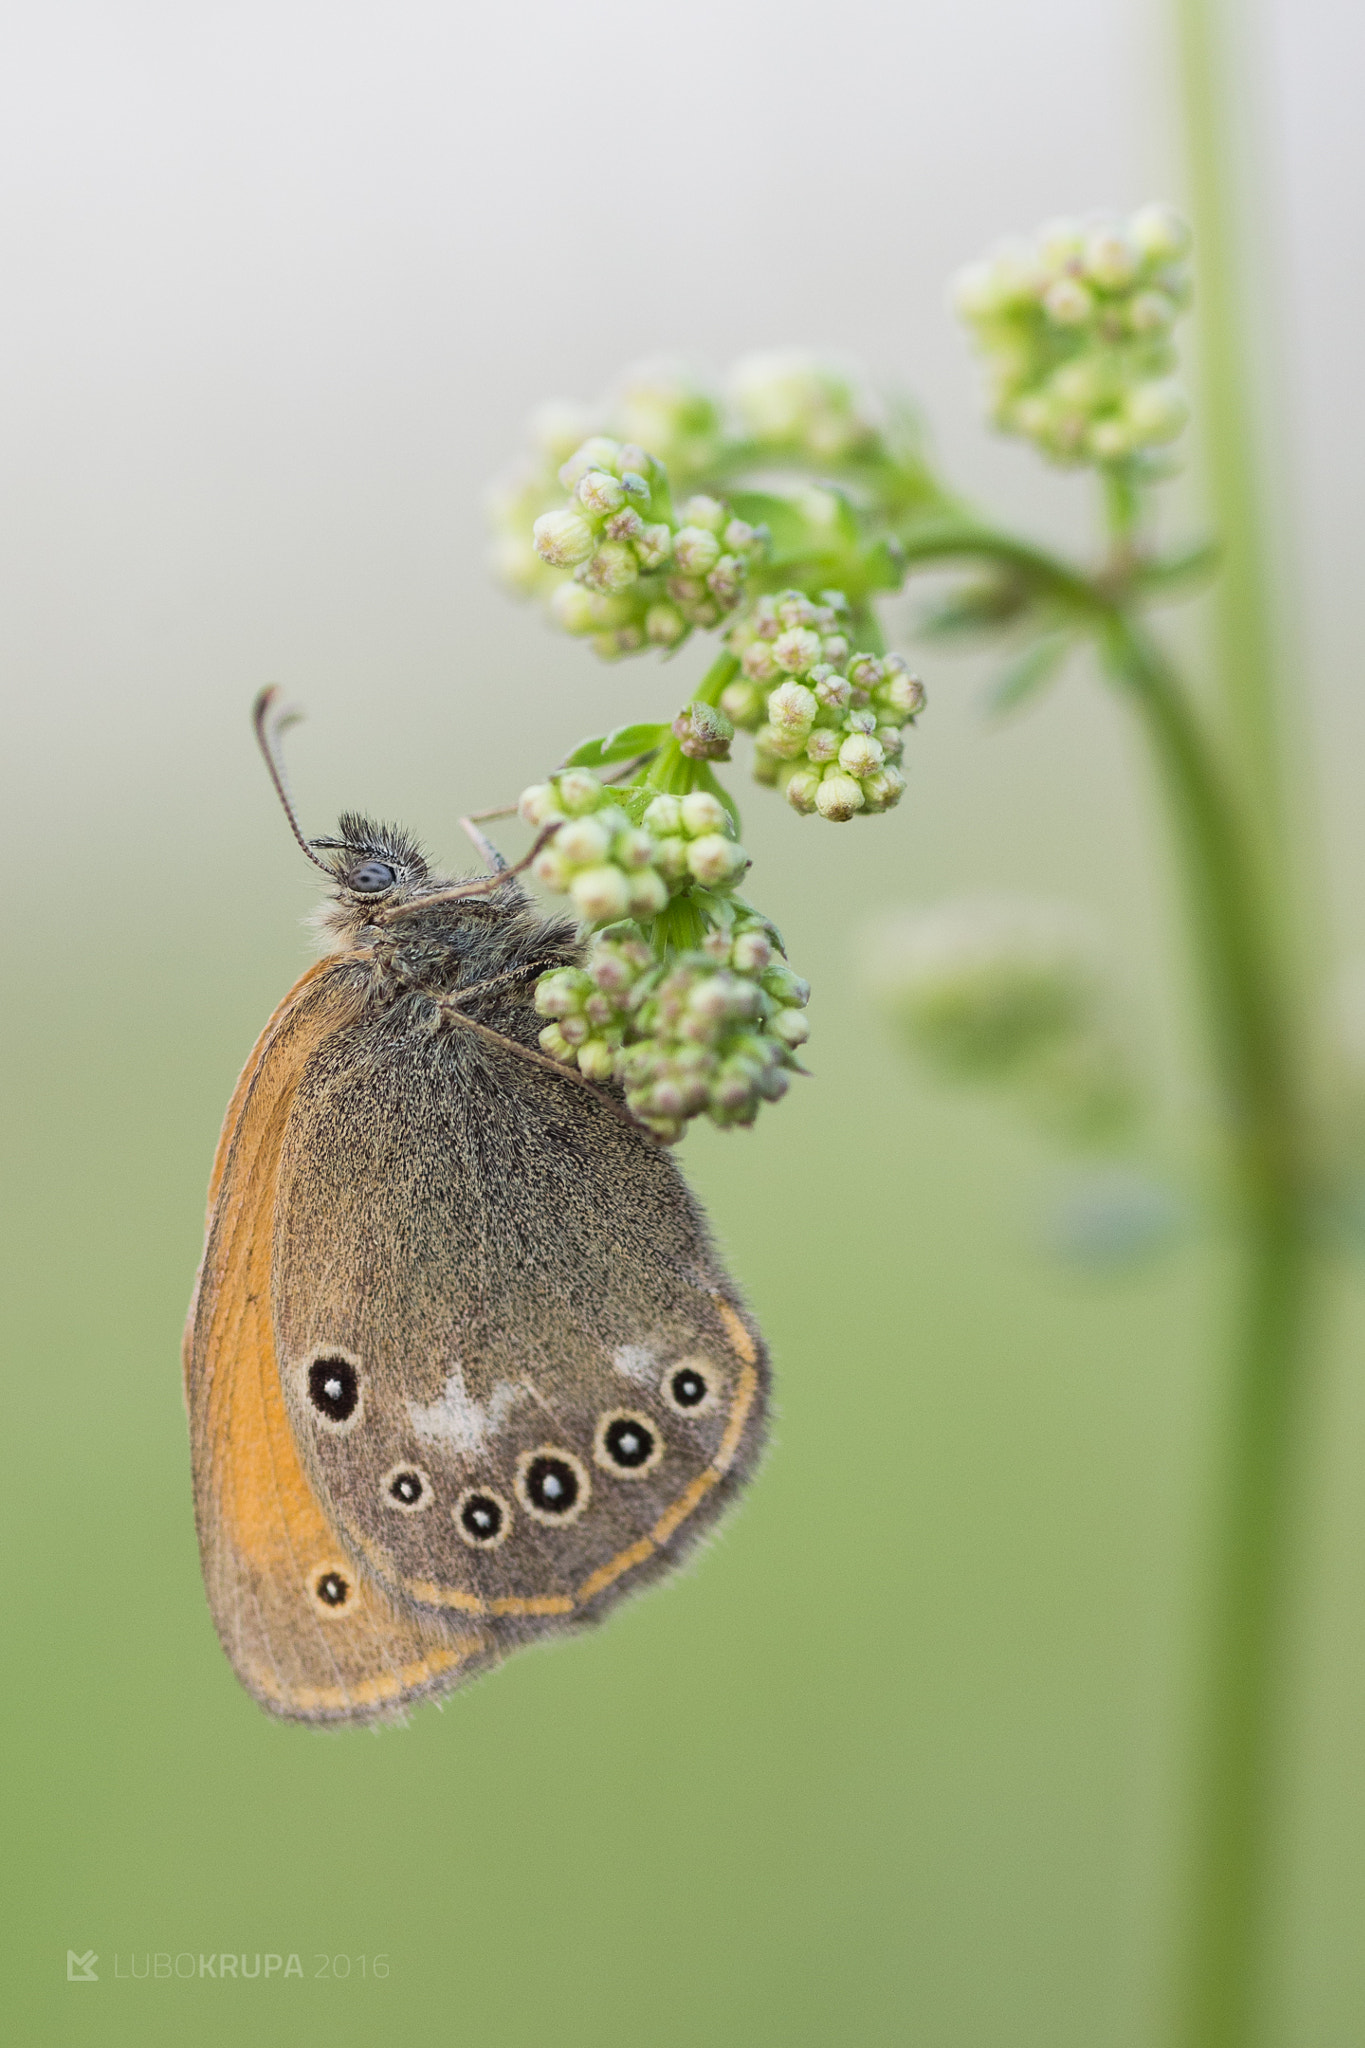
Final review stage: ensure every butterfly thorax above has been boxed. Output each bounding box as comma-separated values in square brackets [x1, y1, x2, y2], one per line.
[307, 816, 582, 1039]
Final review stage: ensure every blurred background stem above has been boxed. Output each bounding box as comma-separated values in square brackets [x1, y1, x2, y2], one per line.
[1168, 2, 1318, 2040]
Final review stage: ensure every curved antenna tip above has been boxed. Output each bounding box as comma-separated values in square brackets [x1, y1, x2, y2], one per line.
[251, 687, 332, 875]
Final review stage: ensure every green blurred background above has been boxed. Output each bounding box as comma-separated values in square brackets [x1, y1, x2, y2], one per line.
[4, 2, 1364, 2042]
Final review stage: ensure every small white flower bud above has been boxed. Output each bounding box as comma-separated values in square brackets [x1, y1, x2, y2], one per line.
[558, 1013, 591, 1047]
[861, 765, 907, 812]
[767, 681, 818, 735]
[652, 835, 690, 883]
[538, 1022, 577, 1063]
[773, 627, 822, 675]
[756, 721, 807, 762]
[845, 653, 884, 692]
[641, 794, 682, 835]
[558, 437, 620, 491]
[557, 816, 612, 866]
[577, 1038, 618, 1083]
[534, 969, 587, 1018]
[1043, 277, 1093, 326]
[876, 726, 905, 764]
[707, 554, 745, 605]
[550, 581, 599, 635]
[815, 771, 865, 821]
[720, 679, 766, 730]
[775, 593, 817, 629]
[611, 827, 657, 872]
[604, 507, 643, 542]
[770, 1008, 811, 1048]
[1128, 289, 1175, 334]
[812, 668, 851, 711]
[686, 834, 744, 886]
[645, 602, 686, 645]
[1084, 227, 1137, 290]
[635, 523, 674, 570]
[577, 470, 625, 517]
[626, 868, 669, 917]
[679, 791, 728, 837]
[783, 766, 821, 814]
[556, 769, 603, 815]
[839, 731, 885, 778]
[680, 495, 727, 534]
[673, 526, 721, 576]
[570, 864, 631, 922]
[1125, 378, 1189, 445]
[1037, 217, 1085, 271]
[731, 930, 773, 974]
[724, 518, 756, 552]
[879, 670, 925, 719]
[740, 640, 780, 684]
[532, 847, 572, 890]
[533, 509, 596, 567]
[584, 541, 640, 593]
[1130, 204, 1190, 265]
[804, 728, 840, 764]
[518, 783, 562, 828]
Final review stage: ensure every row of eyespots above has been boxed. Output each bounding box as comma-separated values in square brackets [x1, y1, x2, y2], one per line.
[304, 1358, 721, 1612]
[305, 1355, 718, 1439]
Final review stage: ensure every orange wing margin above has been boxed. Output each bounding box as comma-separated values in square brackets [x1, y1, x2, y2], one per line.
[184, 962, 494, 1723]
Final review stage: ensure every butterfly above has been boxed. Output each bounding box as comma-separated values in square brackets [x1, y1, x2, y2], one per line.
[182, 692, 770, 1724]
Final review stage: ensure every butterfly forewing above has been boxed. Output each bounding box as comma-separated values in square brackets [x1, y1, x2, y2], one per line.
[185, 966, 497, 1723]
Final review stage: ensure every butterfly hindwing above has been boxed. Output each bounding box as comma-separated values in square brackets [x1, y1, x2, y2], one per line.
[271, 1000, 769, 1640]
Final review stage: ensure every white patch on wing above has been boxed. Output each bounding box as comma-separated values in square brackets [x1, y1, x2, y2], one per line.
[612, 1344, 658, 1383]
[407, 1364, 529, 1452]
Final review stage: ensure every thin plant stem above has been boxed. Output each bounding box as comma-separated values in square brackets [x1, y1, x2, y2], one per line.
[887, 503, 1318, 2046]
[1173, 0, 1287, 848]
[1105, 620, 1314, 2048]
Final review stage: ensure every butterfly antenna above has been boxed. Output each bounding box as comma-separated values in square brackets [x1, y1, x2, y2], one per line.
[252, 687, 335, 875]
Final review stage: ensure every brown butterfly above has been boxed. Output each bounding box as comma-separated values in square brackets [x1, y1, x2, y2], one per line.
[182, 692, 770, 1725]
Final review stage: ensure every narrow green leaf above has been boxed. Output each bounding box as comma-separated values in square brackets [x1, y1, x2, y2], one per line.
[563, 722, 668, 768]
[985, 633, 1072, 718]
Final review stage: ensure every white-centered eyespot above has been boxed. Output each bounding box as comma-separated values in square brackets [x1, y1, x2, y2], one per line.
[382, 1464, 433, 1513]
[302, 1347, 365, 1433]
[309, 1560, 354, 1616]
[662, 1356, 720, 1415]
[454, 1486, 513, 1549]
[515, 1446, 590, 1527]
[594, 1409, 665, 1480]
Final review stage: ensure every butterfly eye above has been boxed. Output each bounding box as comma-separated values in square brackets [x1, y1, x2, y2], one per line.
[306, 1353, 362, 1429]
[455, 1487, 512, 1549]
[348, 860, 397, 894]
[313, 1568, 351, 1611]
[664, 1359, 717, 1414]
[516, 1448, 589, 1526]
[594, 1411, 664, 1479]
[383, 1465, 431, 1513]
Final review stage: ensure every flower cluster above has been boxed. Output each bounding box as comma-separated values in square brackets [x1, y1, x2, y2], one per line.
[722, 591, 924, 820]
[728, 351, 878, 463]
[535, 918, 811, 1142]
[953, 205, 1192, 467]
[525, 437, 764, 659]
[518, 773, 748, 926]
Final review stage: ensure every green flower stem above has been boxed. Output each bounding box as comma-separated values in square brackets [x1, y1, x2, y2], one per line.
[1105, 618, 1313, 2048]
[885, 507, 1315, 2048]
